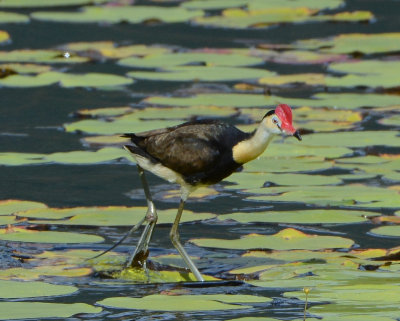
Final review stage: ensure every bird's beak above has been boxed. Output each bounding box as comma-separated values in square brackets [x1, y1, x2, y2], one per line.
[293, 130, 302, 141]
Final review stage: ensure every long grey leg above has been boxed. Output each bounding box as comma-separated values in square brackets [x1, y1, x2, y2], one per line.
[170, 198, 204, 282]
[125, 165, 158, 268]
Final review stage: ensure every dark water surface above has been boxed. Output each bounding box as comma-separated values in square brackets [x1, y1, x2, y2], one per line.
[1, 0, 400, 320]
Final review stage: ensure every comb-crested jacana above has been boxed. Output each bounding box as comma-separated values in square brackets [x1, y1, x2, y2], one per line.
[105, 104, 301, 282]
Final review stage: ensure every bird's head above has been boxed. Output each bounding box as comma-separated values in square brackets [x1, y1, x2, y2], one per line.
[262, 104, 302, 141]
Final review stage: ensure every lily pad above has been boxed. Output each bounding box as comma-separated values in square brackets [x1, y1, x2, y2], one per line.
[0, 227, 104, 243]
[182, 0, 344, 11]
[98, 293, 271, 311]
[379, 114, 400, 126]
[127, 65, 275, 82]
[0, 265, 92, 281]
[249, 184, 400, 208]
[296, 32, 400, 54]
[370, 226, 400, 237]
[0, 63, 52, 74]
[190, 228, 354, 251]
[0, 199, 47, 215]
[0, 0, 110, 7]
[119, 52, 264, 68]
[0, 49, 87, 63]
[32, 6, 204, 24]
[61, 41, 171, 59]
[19, 206, 216, 226]
[0, 302, 101, 320]
[225, 172, 341, 189]
[0, 280, 77, 299]
[193, 7, 372, 29]
[145, 92, 400, 109]
[220, 209, 378, 224]
[0, 71, 133, 88]
[0, 11, 29, 23]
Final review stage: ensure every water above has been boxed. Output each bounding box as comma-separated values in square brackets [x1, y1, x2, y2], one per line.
[1, 0, 400, 320]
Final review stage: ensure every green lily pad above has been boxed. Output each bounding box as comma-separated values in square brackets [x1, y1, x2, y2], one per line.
[266, 141, 352, 158]
[0, 302, 101, 320]
[0, 216, 15, 225]
[225, 172, 341, 189]
[379, 114, 400, 126]
[0, 49, 87, 63]
[98, 293, 271, 311]
[296, 32, 400, 54]
[0, 71, 133, 88]
[302, 131, 400, 148]
[182, 0, 344, 11]
[0, 265, 92, 281]
[190, 228, 354, 251]
[220, 209, 378, 224]
[20, 206, 216, 226]
[0, 227, 104, 243]
[254, 48, 348, 64]
[310, 304, 400, 320]
[119, 51, 264, 68]
[127, 65, 275, 82]
[62, 41, 171, 59]
[242, 156, 333, 173]
[0, 30, 10, 43]
[249, 185, 400, 208]
[0, 280, 77, 298]
[32, 6, 204, 24]
[0, 63, 52, 74]
[0, 199, 47, 215]
[370, 226, 400, 237]
[145, 92, 400, 109]
[0, 0, 110, 7]
[193, 7, 372, 29]
[0, 11, 29, 23]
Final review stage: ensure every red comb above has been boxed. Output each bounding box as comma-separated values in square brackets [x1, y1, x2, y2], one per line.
[275, 104, 295, 134]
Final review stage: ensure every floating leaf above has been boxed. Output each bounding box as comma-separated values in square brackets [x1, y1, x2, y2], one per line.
[0, 227, 104, 243]
[379, 114, 400, 126]
[145, 92, 400, 109]
[0, 199, 47, 215]
[127, 65, 275, 82]
[0, 0, 110, 7]
[61, 41, 171, 59]
[370, 226, 400, 237]
[259, 73, 325, 86]
[0, 280, 77, 299]
[0, 71, 133, 88]
[98, 294, 271, 311]
[191, 228, 354, 251]
[220, 209, 378, 224]
[119, 52, 264, 68]
[295, 32, 400, 54]
[0, 302, 101, 321]
[0, 63, 52, 74]
[32, 6, 204, 24]
[0, 265, 92, 281]
[19, 206, 215, 226]
[249, 185, 400, 208]
[182, 0, 344, 11]
[0, 49, 87, 63]
[225, 172, 341, 189]
[0, 11, 29, 23]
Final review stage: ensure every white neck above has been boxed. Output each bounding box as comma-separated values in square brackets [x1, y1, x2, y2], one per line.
[232, 125, 275, 164]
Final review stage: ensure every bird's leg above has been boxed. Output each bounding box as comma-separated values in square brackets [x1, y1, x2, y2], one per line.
[125, 165, 158, 268]
[170, 198, 204, 282]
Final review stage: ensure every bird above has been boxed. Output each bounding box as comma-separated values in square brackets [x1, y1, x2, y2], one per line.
[99, 104, 301, 282]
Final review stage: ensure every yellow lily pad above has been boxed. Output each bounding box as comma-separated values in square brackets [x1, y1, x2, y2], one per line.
[0, 199, 47, 215]
[0, 30, 10, 43]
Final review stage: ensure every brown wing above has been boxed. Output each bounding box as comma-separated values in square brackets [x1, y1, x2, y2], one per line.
[137, 123, 226, 176]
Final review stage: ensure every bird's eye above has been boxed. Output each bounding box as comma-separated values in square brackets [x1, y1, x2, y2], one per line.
[272, 117, 279, 124]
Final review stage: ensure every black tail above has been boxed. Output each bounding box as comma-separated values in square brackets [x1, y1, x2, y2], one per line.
[121, 133, 144, 146]
[123, 145, 159, 164]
